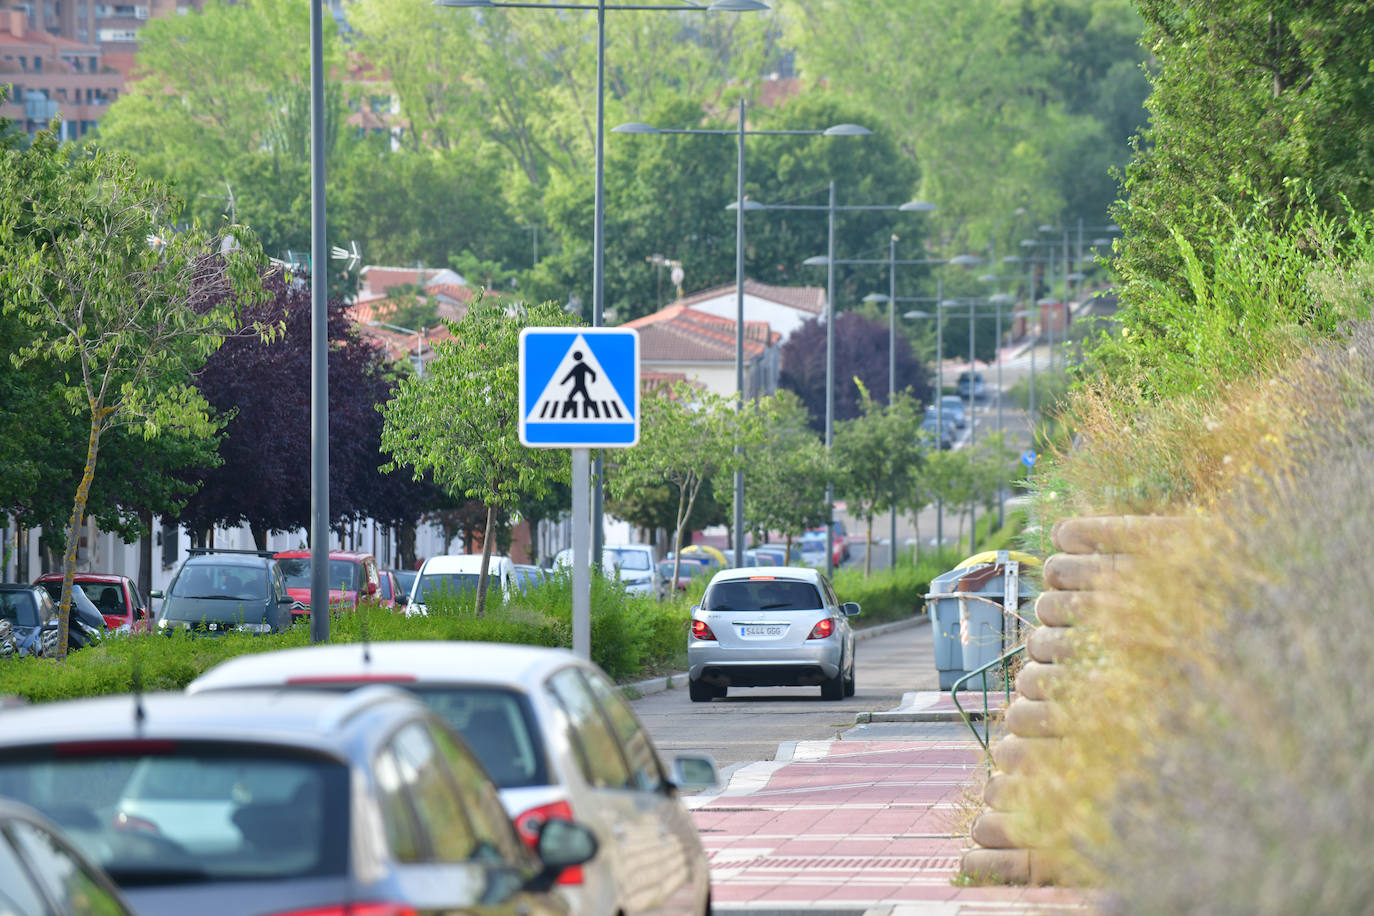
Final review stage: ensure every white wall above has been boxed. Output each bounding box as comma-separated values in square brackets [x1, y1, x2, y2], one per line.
[689, 292, 817, 344]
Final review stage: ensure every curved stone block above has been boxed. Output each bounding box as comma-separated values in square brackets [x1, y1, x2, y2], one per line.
[1034, 589, 1125, 627]
[961, 848, 1030, 885]
[1051, 515, 1195, 556]
[1029, 848, 1065, 886]
[971, 810, 1021, 849]
[1015, 660, 1063, 700]
[982, 772, 1027, 812]
[1005, 697, 1064, 738]
[991, 733, 1059, 775]
[1028, 626, 1077, 663]
[1043, 553, 1136, 592]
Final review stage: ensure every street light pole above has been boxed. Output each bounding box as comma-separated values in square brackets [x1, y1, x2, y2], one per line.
[887, 234, 897, 568]
[824, 181, 837, 579]
[308, 0, 329, 644]
[617, 105, 862, 569]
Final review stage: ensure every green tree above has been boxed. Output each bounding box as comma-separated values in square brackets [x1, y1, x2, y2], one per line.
[729, 391, 830, 556]
[832, 382, 924, 576]
[1114, 0, 1374, 304]
[607, 384, 750, 588]
[0, 132, 268, 658]
[378, 299, 576, 615]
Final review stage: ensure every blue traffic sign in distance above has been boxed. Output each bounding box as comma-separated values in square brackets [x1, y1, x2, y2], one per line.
[519, 327, 640, 448]
[1021, 449, 1038, 468]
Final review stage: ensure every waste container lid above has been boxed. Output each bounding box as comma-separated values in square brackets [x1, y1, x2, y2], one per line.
[956, 550, 1041, 570]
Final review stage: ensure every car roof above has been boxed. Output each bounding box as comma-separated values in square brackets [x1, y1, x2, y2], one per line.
[274, 550, 374, 561]
[707, 566, 825, 585]
[0, 688, 423, 757]
[183, 554, 273, 567]
[420, 555, 511, 573]
[188, 640, 587, 695]
[33, 572, 127, 584]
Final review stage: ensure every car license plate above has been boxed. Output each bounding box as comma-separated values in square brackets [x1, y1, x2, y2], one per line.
[740, 624, 786, 639]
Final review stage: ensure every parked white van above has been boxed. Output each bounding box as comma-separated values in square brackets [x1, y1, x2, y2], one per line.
[407, 554, 516, 614]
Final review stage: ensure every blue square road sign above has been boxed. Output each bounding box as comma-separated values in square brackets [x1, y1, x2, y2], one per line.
[519, 327, 639, 448]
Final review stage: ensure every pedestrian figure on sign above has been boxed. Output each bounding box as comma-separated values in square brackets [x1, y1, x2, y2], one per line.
[561, 351, 598, 418]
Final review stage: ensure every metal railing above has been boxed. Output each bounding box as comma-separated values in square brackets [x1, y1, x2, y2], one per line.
[951, 643, 1026, 764]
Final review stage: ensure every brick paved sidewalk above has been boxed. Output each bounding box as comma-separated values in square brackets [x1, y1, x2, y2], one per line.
[687, 733, 1087, 915]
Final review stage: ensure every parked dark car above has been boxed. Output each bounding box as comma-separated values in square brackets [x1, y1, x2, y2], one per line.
[956, 370, 987, 401]
[0, 583, 99, 656]
[0, 687, 597, 916]
[32, 572, 150, 631]
[0, 797, 136, 915]
[151, 550, 294, 635]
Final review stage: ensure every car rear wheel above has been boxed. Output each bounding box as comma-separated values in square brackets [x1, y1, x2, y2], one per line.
[843, 661, 856, 697]
[689, 678, 723, 702]
[820, 667, 844, 701]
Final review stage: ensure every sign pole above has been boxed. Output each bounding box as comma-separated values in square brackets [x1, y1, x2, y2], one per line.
[571, 448, 591, 659]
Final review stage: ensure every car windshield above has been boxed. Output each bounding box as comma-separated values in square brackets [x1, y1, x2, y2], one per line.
[704, 579, 823, 611]
[0, 747, 349, 885]
[514, 567, 541, 588]
[277, 559, 359, 592]
[799, 532, 825, 547]
[606, 549, 651, 571]
[169, 565, 268, 601]
[417, 573, 480, 604]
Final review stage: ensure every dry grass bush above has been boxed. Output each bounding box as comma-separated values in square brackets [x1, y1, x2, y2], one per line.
[1013, 323, 1374, 913]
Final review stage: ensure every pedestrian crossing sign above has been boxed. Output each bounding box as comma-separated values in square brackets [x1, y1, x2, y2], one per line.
[519, 327, 640, 448]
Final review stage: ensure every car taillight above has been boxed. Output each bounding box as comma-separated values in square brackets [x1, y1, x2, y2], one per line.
[690, 620, 716, 641]
[807, 619, 834, 640]
[513, 800, 583, 885]
[265, 905, 417, 916]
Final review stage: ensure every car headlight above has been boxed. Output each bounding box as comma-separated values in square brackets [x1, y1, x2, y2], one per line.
[237, 622, 272, 634]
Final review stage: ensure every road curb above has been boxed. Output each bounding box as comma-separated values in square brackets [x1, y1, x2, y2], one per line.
[623, 614, 928, 699]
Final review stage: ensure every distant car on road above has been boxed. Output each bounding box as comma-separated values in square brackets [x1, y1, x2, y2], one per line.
[956, 370, 987, 401]
[188, 641, 718, 916]
[799, 522, 849, 567]
[921, 412, 955, 450]
[0, 687, 595, 916]
[939, 395, 968, 429]
[409, 553, 516, 614]
[688, 566, 860, 701]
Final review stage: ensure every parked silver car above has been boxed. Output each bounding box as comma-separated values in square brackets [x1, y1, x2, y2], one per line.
[0, 687, 596, 916]
[188, 641, 718, 915]
[687, 567, 860, 701]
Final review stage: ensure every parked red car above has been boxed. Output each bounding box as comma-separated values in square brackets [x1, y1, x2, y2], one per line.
[31, 572, 151, 632]
[272, 550, 381, 618]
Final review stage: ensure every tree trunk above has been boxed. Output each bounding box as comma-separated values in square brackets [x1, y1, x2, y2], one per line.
[58, 412, 107, 661]
[399, 523, 417, 571]
[671, 483, 689, 594]
[473, 504, 495, 618]
[138, 510, 153, 602]
[250, 523, 268, 552]
[864, 515, 873, 578]
[912, 513, 921, 565]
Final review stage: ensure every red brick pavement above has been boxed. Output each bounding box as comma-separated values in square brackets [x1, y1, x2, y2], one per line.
[688, 738, 1088, 914]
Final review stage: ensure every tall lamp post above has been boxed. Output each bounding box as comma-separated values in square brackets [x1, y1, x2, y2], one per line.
[615, 105, 869, 568]
[750, 187, 945, 576]
[438, 0, 765, 646]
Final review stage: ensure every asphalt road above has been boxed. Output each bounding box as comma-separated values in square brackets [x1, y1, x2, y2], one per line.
[630, 622, 939, 771]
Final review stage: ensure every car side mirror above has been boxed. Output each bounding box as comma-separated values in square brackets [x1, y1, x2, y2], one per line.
[842, 601, 861, 616]
[366, 581, 377, 596]
[670, 754, 719, 791]
[135, 606, 148, 620]
[149, 589, 163, 599]
[527, 819, 599, 892]
[277, 595, 294, 604]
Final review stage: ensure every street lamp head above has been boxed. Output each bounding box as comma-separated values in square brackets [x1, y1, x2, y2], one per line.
[1038, 224, 1055, 233]
[989, 293, 1015, 304]
[947, 254, 982, 266]
[1092, 237, 1112, 247]
[1002, 255, 1021, 264]
[821, 123, 872, 136]
[802, 255, 829, 266]
[862, 293, 890, 303]
[724, 200, 766, 211]
[903, 310, 933, 319]
[977, 273, 999, 284]
[431, 0, 493, 6]
[1020, 239, 1037, 247]
[1067, 271, 1086, 281]
[1036, 297, 1057, 306]
[898, 200, 938, 212]
[612, 121, 661, 134]
[707, 0, 769, 9]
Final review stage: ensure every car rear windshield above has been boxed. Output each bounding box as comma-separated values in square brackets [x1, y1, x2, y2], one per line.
[704, 579, 823, 611]
[277, 559, 360, 592]
[412, 687, 549, 789]
[0, 745, 349, 886]
[417, 573, 480, 603]
[170, 565, 269, 601]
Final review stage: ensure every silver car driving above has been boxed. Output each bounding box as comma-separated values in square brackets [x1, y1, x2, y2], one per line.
[687, 567, 860, 701]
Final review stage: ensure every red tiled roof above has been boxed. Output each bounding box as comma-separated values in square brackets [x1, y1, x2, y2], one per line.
[626, 304, 778, 363]
[669, 279, 825, 316]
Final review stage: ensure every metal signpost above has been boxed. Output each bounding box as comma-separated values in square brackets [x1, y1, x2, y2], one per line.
[519, 327, 640, 659]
